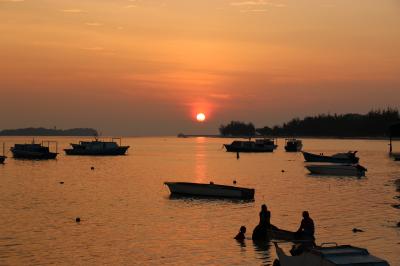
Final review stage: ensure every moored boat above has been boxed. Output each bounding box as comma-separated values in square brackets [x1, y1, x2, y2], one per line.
[305, 164, 367, 177]
[64, 138, 129, 156]
[10, 140, 58, 159]
[284, 139, 303, 152]
[274, 242, 389, 266]
[224, 138, 276, 153]
[302, 151, 359, 164]
[164, 182, 255, 199]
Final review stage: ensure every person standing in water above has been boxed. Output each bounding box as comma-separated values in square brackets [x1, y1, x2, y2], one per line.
[234, 226, 247, 241]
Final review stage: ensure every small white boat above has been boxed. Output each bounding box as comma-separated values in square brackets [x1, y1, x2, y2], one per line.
[274, 242, 389, 266]
[164, 182, 254, 199]
[305, 164, 367, 176]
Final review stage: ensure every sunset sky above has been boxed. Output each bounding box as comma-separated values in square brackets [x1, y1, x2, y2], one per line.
[1, 0, 399, 135]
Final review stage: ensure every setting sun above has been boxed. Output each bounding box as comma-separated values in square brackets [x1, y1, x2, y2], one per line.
[196, 113, 206, 122]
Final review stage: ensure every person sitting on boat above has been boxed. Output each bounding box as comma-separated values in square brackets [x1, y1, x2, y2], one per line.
[234, 226, 246, 241]
[252, 204, 278, 240]
[295, 211, 315, 240]
[260, 204, 271, 226]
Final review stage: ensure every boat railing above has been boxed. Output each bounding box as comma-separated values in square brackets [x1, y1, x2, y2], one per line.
[41, 140, 58, 153]
[111, 137, 122, 146]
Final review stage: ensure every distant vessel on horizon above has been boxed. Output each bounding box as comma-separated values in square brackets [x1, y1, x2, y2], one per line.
[284, 138, 303, 152]
[10, 140, 58, 160]
[224, 138, 277, 152]
[64, 138, 130, 156]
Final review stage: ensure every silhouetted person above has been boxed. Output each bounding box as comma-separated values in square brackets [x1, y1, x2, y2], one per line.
[234, 226, 246, 241]
[259, 204, 271, 227]
[295, 211, 315, 240]
[252, 204, 277, 240]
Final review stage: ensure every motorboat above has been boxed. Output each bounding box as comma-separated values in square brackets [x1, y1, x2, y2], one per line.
[285, 139, 303, 152]
[10, 140, 58, 159]
[305, 164, 367, 177]
[224, 138, 277, 153]
[302, 151, 359, 164]
[273, 242, 389, 266]
[64, 138, 129, 156]
[164, 182, 255, 199]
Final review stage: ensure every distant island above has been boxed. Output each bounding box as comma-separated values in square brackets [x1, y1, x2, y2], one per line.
[219, 108, 400, 138]
[0, 127, 98, 136]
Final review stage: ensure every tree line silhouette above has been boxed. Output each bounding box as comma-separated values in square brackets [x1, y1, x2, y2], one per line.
[0, 127, 98, 136]
[219, 108, 400, 137]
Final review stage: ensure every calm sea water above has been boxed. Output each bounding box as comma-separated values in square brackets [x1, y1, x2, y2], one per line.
[0, 137, 399, 265]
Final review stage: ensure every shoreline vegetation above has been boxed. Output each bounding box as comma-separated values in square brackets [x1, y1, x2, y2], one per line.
[0, 127, 98, 136]
[216, 108, 400, 138]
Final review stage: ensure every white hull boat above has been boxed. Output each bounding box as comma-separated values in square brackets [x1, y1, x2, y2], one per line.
[164, 182, 254, 199]
[305, 164, 367, 177]
[274, 242, 389, 266]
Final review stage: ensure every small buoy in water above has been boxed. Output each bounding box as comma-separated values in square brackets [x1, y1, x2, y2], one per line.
[210, 181, 214, 185]
[281, 170, 285, 173]
[397, 222, 400, 227]
[76, 217, 81, 223]
[236, 152, 240, 159]
[91, 166, 95, 170]
[233, 180, 237, 185]
[59, 181, 64, 184]
[352, 228, 364, 233]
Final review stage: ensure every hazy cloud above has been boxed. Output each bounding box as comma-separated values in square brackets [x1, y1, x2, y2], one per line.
[85, 22, 103, 26]
[82, 47, 105, 51]
[62, 9, 83, 13]
[230, 0, 286, 8]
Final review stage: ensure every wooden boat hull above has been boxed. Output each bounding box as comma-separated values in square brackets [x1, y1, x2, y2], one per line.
[224, 144, 274, 153]
[302, 151, 359, 164]
[64, 146, 129, 156]
[305, 164, 366, 177]
[164, 182, 255, 199]
[11, 150, 57, 160]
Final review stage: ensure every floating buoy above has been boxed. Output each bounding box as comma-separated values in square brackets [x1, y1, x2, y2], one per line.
[236, 152, 240, 159]
[210, 181, 214, 185]
[76, 217, 81, 223]
[397, 222, 400, 227]
[59, 181, 64, 184]
[91, 166, 95, 170]
[352, 228, 364, 233]
[281, 170, 285, 173]
[233, 180, 237, 185]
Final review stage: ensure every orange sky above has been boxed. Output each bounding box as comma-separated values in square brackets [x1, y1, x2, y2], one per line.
[0, 0, 399, 135]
